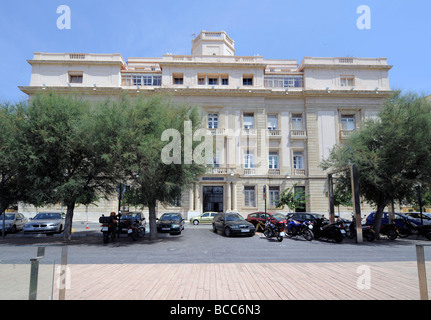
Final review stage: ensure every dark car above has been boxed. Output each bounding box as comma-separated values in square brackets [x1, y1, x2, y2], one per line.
[212, 212, 255, 237]
[246, 212, 286, 231]
[365, 212, 421, 229]
[286, 212, 326, 223]
[156, 212, 185, 235]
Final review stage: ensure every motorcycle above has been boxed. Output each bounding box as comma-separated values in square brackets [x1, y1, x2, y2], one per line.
[398, 217, 431, 240]
[312, 218, 344, 243]
[285, 214, 314, 241]
[379, 223, 398, 240]
[99, 215, 118, 243]
[263, 218, 284, 242]
[99, 213, 144, 243]
[348, 215, 376, 241]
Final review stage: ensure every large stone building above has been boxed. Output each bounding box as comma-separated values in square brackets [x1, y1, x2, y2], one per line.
[20, 31, 392, 220]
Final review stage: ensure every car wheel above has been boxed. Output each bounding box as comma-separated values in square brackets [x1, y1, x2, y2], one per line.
[224, 227, 231, 237]
[212, 224, 217, 233]
[193, 220, 199, 225]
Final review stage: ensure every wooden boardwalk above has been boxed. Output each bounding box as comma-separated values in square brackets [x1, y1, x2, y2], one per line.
[49, 261, 429, 300]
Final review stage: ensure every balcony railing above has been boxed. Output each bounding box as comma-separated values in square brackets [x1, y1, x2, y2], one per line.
[268, 169, 280, 175]
[243, 168, 256, 175]
[264, 76, 304, 88]
[290, 130, 307, 139]
[340, 130, 355, 139]
[267, 129, 281, 137]
[206, 167, 228, 174]
[294, 169, 306, 176]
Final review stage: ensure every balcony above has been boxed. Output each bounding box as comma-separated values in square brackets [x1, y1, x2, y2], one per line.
[209, 128, 226, 136]
[206, 167, 228, 174]
[241, 128, 257, 136]
[243, 169, 256, 176]
[290, 130, 307, 139]
[293, 169, 306, 176]
[268, 169, 281, 175]
[340, 130, 355, 140]
[267, 129, 281, 137]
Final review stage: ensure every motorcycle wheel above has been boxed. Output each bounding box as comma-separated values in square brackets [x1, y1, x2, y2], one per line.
[386, 229, 397, 240]
[398, 228, 410, 238]
[276, 233, 283, 242]
[131, 229, 138, 241]
[365, 232, 375, 241]
[263, 229, 272, 239]
[334, 232, 343, 243]
[137, 226, 145, 238]
[103, 232, 111, 243]
[303, 229, 314, 241]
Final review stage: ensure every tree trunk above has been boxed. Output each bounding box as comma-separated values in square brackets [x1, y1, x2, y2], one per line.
[148, 199, 158, 241]
[63, 202, 75, 241]
[373, 200, 388, 240]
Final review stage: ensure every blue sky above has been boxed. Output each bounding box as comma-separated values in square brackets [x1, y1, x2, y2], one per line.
[0, 0, 429, 102]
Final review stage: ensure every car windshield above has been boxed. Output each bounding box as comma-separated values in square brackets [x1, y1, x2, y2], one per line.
[160, 214, 181, 221]
[225, 213, 244, 221]
[33, 213, 62, 220]
[0, 213, 15, 220]
[272, 213, 285, 220]
[122, 213, 141, 220]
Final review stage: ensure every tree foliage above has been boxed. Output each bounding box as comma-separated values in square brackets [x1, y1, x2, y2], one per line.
[277, 183, 309, 212]
[321, 91, 431, 235]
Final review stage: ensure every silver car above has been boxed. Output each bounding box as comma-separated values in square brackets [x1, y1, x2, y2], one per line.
[23, 212, 65, 234]
[0, 213, 28, 233]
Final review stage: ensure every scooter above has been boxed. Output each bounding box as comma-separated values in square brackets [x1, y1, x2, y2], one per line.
[263, 218, 284, 242]
[379, 223, 398, 240]
[312, 218, 344, 243]
[348, 215, 375, 241]
[285, 214, 314, 241]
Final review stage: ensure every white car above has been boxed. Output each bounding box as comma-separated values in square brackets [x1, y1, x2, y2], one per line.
[0, 213, 28, 233]
[23, 212, 65, 234]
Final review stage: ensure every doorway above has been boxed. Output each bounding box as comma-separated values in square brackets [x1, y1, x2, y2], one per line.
[203, 186, 224, 212]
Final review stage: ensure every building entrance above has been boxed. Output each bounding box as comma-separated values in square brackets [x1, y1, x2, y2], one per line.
[203, 186, 223, 212]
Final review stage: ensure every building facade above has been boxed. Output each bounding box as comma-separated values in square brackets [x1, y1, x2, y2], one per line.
[20, 31, 392, 220]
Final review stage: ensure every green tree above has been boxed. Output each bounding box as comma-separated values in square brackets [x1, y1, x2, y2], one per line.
[0, 102, 28, 216]
[20, 92, 122, 240]
[321, 91, 431, 236]
[277, 183, 309, 212]
[118, 95, 206, 241]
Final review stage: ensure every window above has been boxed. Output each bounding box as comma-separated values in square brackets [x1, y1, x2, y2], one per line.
[208, 113, 218, 129]
[173, 73, 184, 85]
[169, 195, 182, 207]
[291, 114, 303, 130]
[244, 151, 255, 168]
[267, 115, 278, 130]
[221, 78, 229, 85]
[208, 78, 218, 85]
[268, 152, 279, 169]
[133, 75, 142, 86]
[121, 75, 161, 86]
[341, 115, 355, 131]
[340, 75, 355, 87]
[269, 186, 280, 207]
[244, 186, 256, 207]
[243, 75, 253, 86]
[69, 72, 83, 84]
[293, 151, 304, 169]
[294, 186, 306, 212]
[243, 113, 254, 129]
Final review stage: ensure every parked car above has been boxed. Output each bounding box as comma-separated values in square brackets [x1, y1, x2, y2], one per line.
[365, 212, 421, 229]
[0, 213, 28, 233]
[212, 212, 255, 237]
[23, 212, 65, 234]
[246, 212, 286, 231]
[189, 212, 217, 225]
[156, 212, 185, 235]
[286, 212, 326, 223]
[404, 212, 431, 225]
